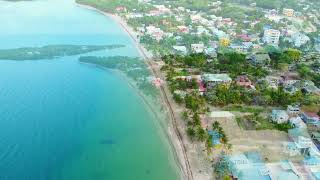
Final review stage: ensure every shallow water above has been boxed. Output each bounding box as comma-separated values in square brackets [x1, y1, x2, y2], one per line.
[0, 0, 179, 179]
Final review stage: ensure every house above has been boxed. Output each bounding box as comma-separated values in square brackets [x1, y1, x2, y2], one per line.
[303, 85, 320, 95]
[267, 161, 300, 180]
[283, 8, 295, 17]
[304, 156, 320, 167]
[271, 110, 289, 124]
[235, 75, 254, 89]
[229, 152, 271, 180]
[283, 142, 300, 156]
[247, 53, 271, 66]
[153, 5, 171, 14]
[280, 74, 300, 87]
[172, 46, 187, 55]
[300, 112, 320, 126]
[289, 116, 306, 129]
[291, 32, 310, 47]
[287, 127, 314, 156]
[202, 74, 232, 88]
[265, 76, 281, 89]
[196, 26, 210, 35]
[311, 132, 320, 150]
[294, 80, 320, 95]
[116, 6, 127, 12]
[191, 43, 204, 53]
[263, 29, 280, 45]
[204, 48, 217, 58]
[295, 136, 313, 152]
[287, 105, 300, 116]
[190, 14, 202, 23]
[230, 44, 245, 52]
[177, 26, 189, 33]
[146, 25, 164, 41]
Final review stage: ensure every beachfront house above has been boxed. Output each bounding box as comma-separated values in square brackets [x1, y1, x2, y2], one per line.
[271, 110, 289, 124]
[201, 74, 232, 89]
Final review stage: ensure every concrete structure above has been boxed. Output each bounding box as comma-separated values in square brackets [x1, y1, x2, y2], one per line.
[263, 29, 280, 45]
[271, 110, 289, 124]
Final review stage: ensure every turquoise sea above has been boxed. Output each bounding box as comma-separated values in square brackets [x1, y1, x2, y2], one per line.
[0, 0, 179, 179]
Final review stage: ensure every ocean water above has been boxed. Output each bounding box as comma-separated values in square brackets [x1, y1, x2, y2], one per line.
[0, 0, 179, 179]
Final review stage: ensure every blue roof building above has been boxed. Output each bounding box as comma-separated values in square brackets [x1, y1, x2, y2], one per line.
[229, 152, 271, 180]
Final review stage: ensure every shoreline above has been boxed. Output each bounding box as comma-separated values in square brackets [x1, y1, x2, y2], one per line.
[76, 3, 194, 180]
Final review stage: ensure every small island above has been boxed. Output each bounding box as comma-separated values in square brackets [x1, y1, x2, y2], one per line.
[0, 44, 125, 60]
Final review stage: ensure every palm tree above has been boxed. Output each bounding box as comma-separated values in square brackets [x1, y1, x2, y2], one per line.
[212, 121, 221, 130]
[196, 126, 207, 142]
[186, 127, 196, 140]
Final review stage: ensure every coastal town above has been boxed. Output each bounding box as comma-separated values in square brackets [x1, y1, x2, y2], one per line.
[76, 0, 320, 179]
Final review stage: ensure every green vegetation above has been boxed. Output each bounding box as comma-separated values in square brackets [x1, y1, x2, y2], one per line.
[237, 112, 294, 132]
[0, 44, 124, 60]
[223, 105, 264, 113]
[297, 64, 320, 87]
[213, 152, 231, 180]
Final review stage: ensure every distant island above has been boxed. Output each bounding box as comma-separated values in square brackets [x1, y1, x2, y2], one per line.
[0, 44, 125, 60]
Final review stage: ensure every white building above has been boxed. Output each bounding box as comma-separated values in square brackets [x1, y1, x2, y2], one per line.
[146, 25, 164, 41]
[289, 116, 306, 129]
[271, 110, 289, 124]
[283, 8, 295, 17]
[172, 46, 187, 55]
[191, 43, 204, 53]
[287, 105, 300, 116]
[291, 32, 310, 47]
[263, 29, 281, 45]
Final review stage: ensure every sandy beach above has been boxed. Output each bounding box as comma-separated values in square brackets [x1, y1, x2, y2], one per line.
[76, 3, 200, 180]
